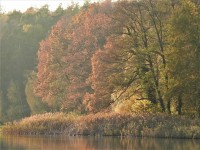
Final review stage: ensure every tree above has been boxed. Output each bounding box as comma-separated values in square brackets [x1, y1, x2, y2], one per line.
[35, 5, 80, 111]
[35, 1, 115, 113]
[6, 81, 30, 121]
[63, 2, 114, 112]
[92, 0, 172, 112]
[0, 12, 8, 122]
[0, 91, 4, 122]
[0, 5, 66, 121]
[167, 0, 200, 116]
[25, 71, 49, 114]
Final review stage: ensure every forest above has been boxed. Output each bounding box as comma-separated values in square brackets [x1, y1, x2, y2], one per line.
[0, 0, 200, 127]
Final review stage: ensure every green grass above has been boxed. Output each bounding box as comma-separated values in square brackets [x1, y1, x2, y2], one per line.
[2, 112, 200, 139]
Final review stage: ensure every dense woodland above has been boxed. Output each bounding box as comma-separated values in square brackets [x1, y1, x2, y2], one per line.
[0, 0, 200, 123]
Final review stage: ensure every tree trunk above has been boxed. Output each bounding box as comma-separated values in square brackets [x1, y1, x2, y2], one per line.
[158, 91, 165, 112]
[177, 94, 182, 116]
[167, 99, 171, 115]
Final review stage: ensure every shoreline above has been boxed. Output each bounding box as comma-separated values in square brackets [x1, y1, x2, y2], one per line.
[2, 112, 200, 139]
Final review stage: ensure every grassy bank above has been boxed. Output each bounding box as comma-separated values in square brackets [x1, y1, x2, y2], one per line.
[2, 112, 200, 139]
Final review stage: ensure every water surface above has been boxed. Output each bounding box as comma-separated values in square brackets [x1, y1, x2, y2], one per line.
[0, 135, 200, 150]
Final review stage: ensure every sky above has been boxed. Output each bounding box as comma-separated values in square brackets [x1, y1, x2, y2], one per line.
[0, 0, 95, 13]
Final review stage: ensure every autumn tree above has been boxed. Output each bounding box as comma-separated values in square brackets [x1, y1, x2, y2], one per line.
[64, 1, 114, 112]
[92, 0, 171, 112]
[167, 0, 200, 116]
[35, 1, 115, 113]
[35, 4, 80, 111]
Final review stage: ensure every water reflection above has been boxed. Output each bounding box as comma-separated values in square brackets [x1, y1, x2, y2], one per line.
[0, 135, 200, 150]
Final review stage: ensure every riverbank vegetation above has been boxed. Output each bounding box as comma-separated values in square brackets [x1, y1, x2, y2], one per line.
[2, 112, 200, 138]
[0, 0, 200, 139]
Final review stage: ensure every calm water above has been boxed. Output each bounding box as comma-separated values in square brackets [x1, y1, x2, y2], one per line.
[0, 135, 200, 150]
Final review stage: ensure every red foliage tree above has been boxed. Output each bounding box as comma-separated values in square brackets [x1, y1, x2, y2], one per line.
[62, 2, 114, 112]
[35, 14, 72, 110]
[36, 2, 115, 112]
[84, 34, 134, 112]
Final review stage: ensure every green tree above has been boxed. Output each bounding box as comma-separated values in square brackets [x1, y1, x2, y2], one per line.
[99, 0, 172, 112]
[167, 0, 200, 116]
[0, 91, 3, 122]
[6, 81, 30, 121]
[0, 5, 66, 121]
[25, 71, 49, 114]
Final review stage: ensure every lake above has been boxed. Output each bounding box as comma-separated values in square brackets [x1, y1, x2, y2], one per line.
[0, 135, 200, 150]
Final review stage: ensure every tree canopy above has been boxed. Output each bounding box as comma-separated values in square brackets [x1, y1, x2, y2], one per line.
[1, 0, 200, 122]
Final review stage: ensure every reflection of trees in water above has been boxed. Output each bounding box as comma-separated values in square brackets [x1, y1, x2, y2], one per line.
[1, 135, 200, 150]
[0, 137, 25, 150]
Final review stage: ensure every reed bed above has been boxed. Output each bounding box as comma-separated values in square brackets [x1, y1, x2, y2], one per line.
[2, 112, 200, 139]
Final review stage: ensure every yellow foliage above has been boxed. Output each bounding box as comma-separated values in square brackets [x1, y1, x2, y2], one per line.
[114, 96, 161, 114]
[23, 24, 32, 32]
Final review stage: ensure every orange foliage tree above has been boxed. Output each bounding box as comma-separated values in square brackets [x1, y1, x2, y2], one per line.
[35, 7, 77, 110]
[35, 2, 115, 112]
